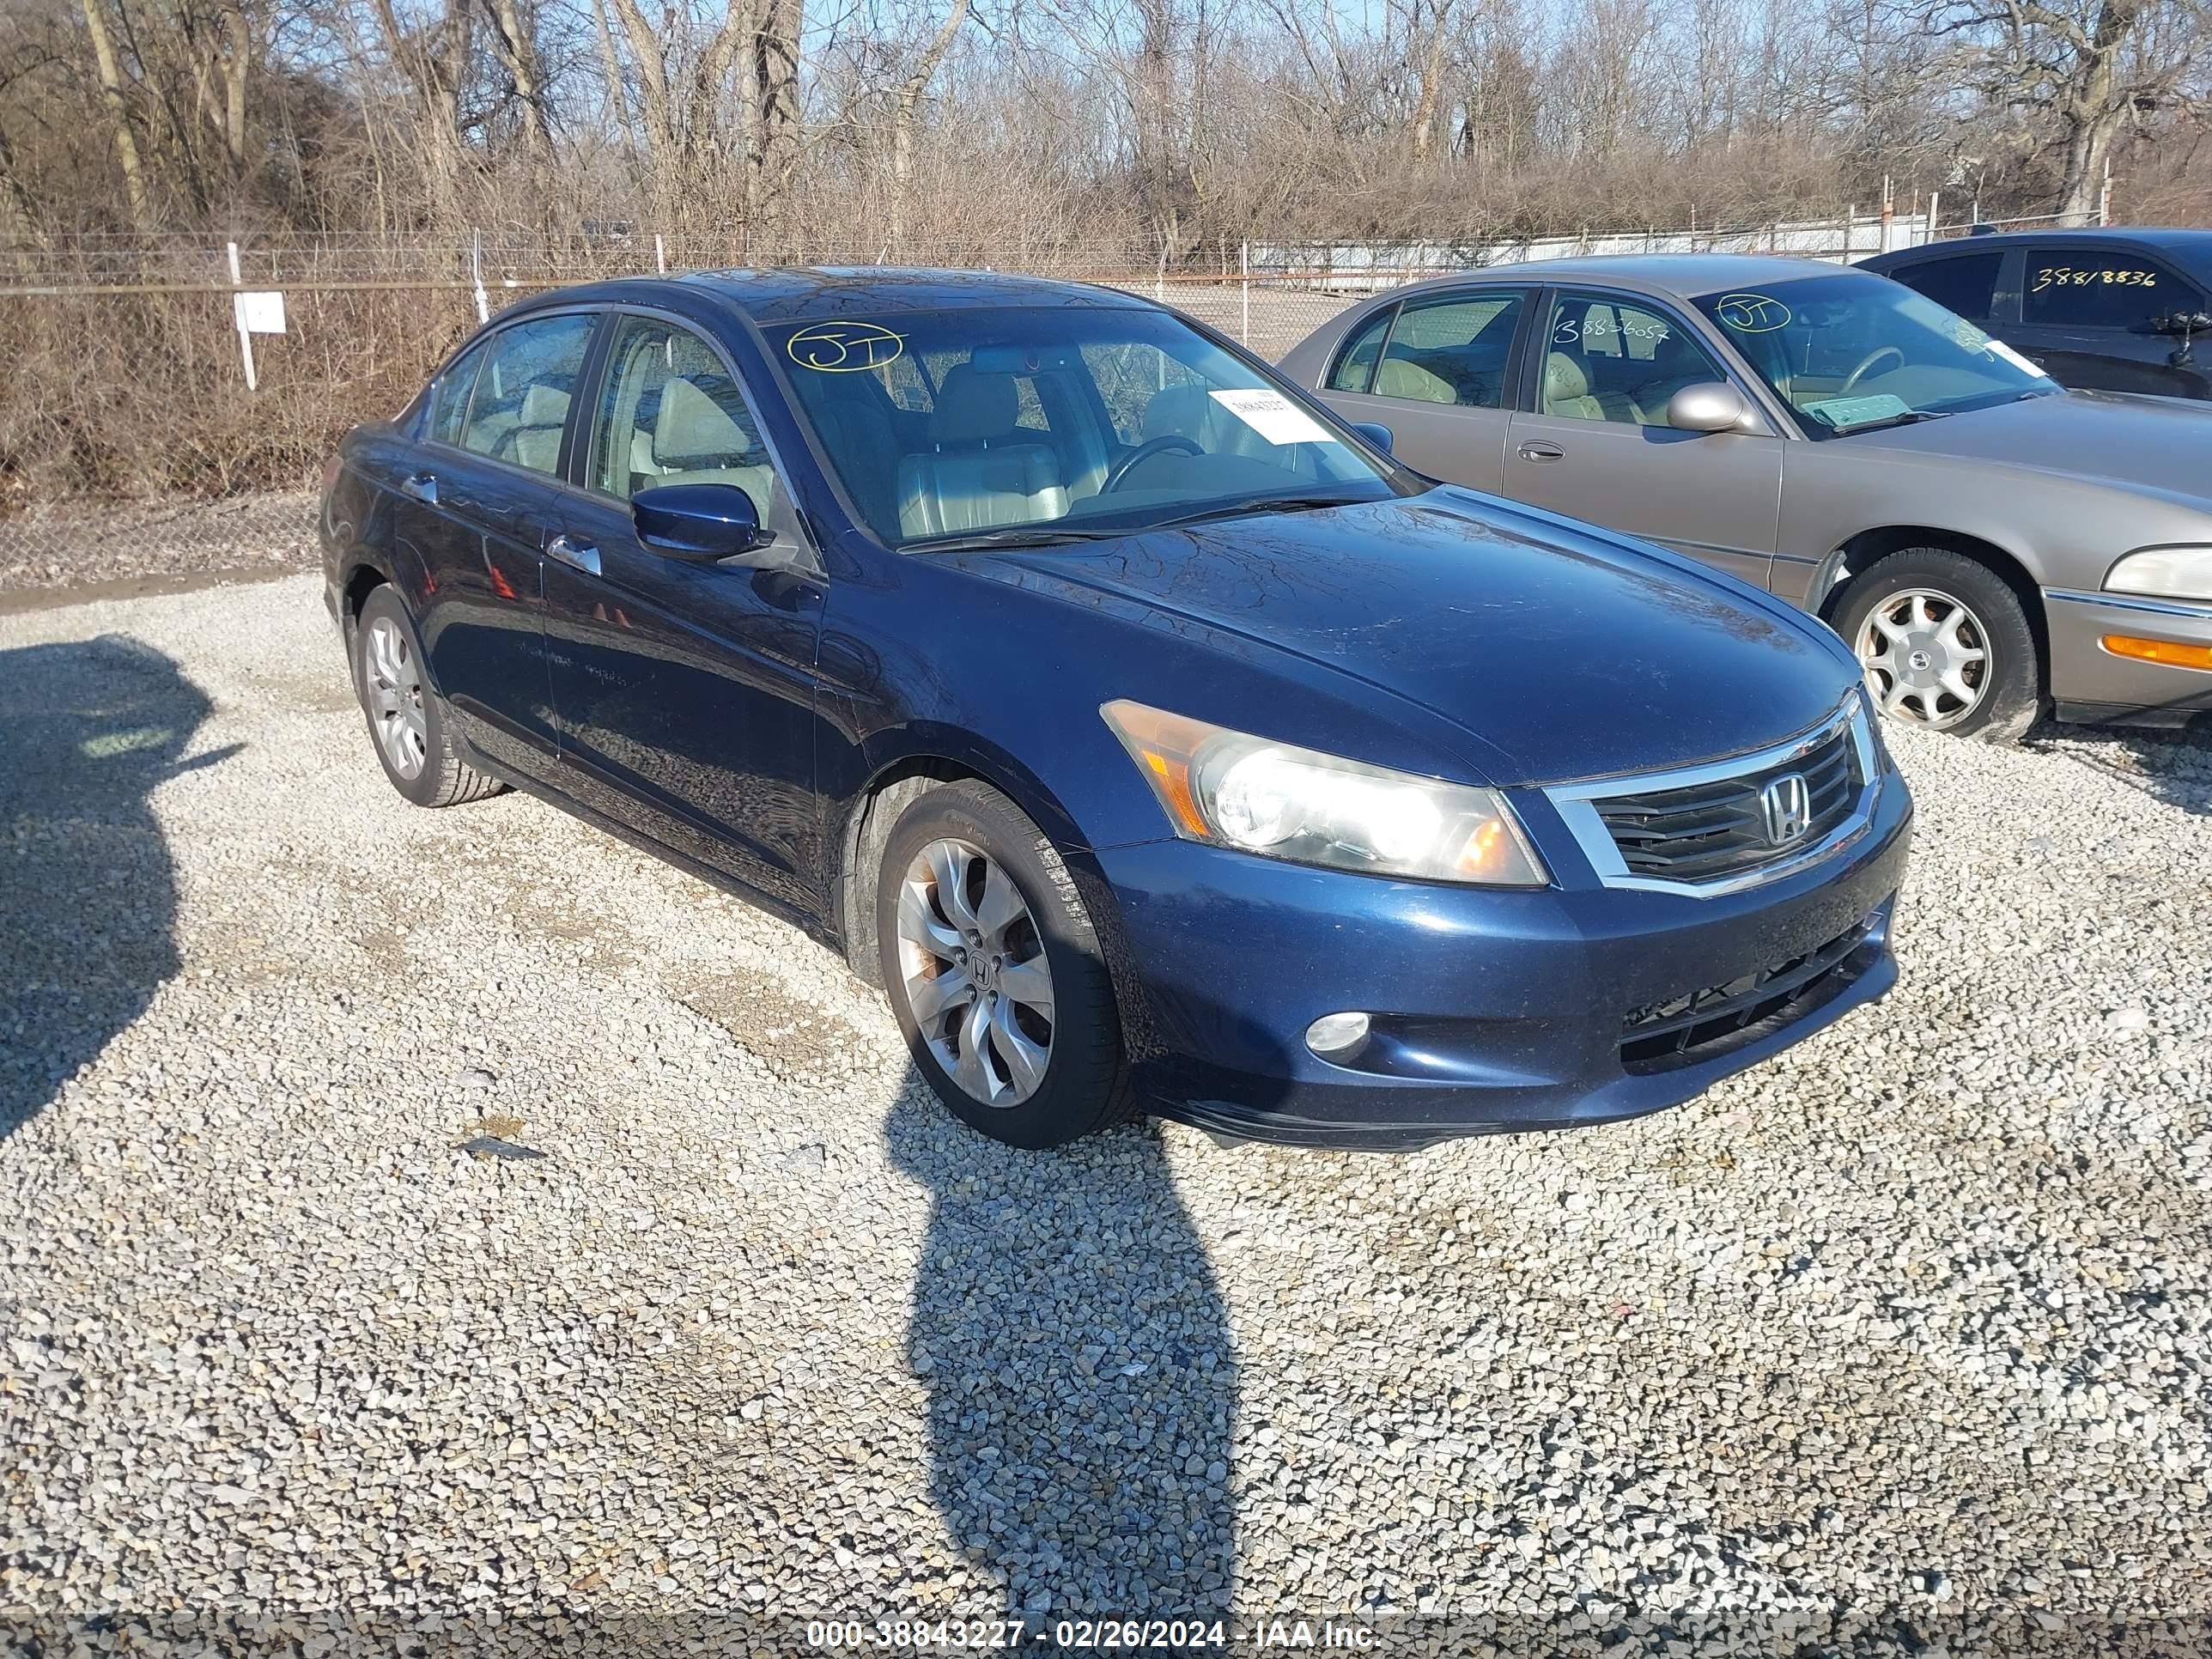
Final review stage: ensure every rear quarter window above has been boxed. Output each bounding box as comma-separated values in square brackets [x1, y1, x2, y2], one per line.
[1888, 252, 2002, 321]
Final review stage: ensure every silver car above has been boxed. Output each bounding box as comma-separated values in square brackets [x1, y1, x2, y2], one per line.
[1279, 253, 2212, 739]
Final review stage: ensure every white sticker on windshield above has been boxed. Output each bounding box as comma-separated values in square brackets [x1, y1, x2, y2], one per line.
[1984, 337, 2051, 380]
[1802, 393, 1912, 430]
[1208, 388, 1333, 446]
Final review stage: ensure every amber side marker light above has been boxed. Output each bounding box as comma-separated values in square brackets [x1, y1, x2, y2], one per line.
[2102, 634, 2212, 672]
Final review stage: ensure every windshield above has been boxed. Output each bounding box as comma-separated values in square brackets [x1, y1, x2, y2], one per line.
[763, 306, 1403, 547]
[1691, 273, 2059, 437]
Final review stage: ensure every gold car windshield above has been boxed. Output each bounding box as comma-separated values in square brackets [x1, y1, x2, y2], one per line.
[1693, 274, 2059, 437]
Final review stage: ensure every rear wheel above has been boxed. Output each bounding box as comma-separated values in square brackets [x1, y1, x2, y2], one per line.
[351, 585, 504, 807]
[877, 780, 1133, 1148]
[1835, 548, 2041, 742]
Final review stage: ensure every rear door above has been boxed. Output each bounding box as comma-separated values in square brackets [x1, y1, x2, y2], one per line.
[1503, 288, 1784, 589]
[1310, 287, 1532, 492]
[539, 309, 829, 915]
[2010, 246, 2211, 398]
[400, 310, 599, 774]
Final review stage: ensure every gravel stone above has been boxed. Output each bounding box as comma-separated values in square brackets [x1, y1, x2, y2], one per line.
[2, 574, 2209, 1656]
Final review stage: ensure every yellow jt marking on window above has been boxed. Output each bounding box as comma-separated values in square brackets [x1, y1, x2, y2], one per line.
[1714, 294, 1792, 333]
[787, 321, 906, 372]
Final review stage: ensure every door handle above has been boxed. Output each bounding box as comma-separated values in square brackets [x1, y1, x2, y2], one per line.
[1516, 441, 1565, 463]
[545, 533, 601, 577]
[400, 471, 439, 504]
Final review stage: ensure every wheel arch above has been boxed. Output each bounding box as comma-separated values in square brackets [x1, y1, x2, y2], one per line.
[1820, 526, 2051, 692]
[833, 738, 1097, 990]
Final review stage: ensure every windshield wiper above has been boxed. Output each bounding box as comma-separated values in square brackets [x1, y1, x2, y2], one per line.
[1152, 492, 1372, 531]
[902, 526, 1130, 554]
[1827, 410, 1952, 435]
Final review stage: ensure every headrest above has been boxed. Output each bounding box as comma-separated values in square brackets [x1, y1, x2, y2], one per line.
[929, 366, 1020, 445]
[518, 383, 570, 426]
[1141, 383, 1214, 444]
[655, 376, 747, 461]
[1542, 351, 1590, 402]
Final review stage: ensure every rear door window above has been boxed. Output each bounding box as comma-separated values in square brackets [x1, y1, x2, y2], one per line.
[456, 313, 598, 476]
[428, 340, 489, 447]
[1888, 252, 2003, 321]
[2023, 250, 2203, 330]
[1325, 307, 1395, 394]
[1372, 292, 1527, 408]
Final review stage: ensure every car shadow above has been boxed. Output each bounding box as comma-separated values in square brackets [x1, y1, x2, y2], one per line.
[2025, 717, 2212, 819]
[0, 636, 235, 1139]
[885, 1082, 1237, 1625]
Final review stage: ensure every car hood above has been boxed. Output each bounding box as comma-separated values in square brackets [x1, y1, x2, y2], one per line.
[973, 492, 1853, 787]
[1849, 390, 2212, 509]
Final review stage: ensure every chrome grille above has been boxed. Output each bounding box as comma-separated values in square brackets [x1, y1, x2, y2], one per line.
[1546, 700, 1880, 896]
[1595, 724, 1860, 884]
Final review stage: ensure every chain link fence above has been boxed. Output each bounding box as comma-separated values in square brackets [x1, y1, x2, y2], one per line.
[0, 210, 1957, 592]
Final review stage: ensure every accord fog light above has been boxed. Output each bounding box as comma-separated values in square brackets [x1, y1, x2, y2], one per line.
[1305, 1011, 1372, 1058]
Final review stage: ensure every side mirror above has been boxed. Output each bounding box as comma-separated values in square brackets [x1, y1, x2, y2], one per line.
[633, 483, 774, 562]
[1350, 421, 1395, 455]
[1664, 382, 1750, 434]
[2156, 310, 2211, 336]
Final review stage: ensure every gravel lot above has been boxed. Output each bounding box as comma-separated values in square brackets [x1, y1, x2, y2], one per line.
[3, 573, 2209, 1656]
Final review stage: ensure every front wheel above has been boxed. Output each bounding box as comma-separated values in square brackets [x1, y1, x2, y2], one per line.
[1833, 548, 2043, 742]
[876, 780, 1133, 1148]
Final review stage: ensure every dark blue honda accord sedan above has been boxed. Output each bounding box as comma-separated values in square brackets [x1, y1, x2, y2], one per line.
[319, 268, 1912, 1150]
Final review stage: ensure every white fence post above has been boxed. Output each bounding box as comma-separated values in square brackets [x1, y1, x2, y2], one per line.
[227, 241, 257, 392]
[1240, 241, 1249, 345]
[471, 228, 489, 324]
[1926, 191, 1941, 245]
[655, 233, 667, 274]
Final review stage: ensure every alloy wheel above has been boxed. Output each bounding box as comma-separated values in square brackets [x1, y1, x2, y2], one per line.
[1854, 588, 1990, 730]
[895, 837, 1055, 1107]
[362, 615, 429, 780]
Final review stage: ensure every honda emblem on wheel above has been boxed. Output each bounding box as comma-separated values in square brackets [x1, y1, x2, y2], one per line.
[1759, 774, 1814, 847]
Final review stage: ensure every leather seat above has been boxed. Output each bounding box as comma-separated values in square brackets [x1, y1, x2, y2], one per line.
[634, 375, 777, 515]
[485, 383, 569, 471]
[1375, 350, 1456, 404]
[1540, 351, 1611, 422]
[897, 367, 1067, 538]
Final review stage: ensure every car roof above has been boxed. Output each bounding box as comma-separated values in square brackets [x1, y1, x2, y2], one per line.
[1368, 252, 1854, 304]
[1867, 228, 2212, 262]
[501, 266, 1156, 325]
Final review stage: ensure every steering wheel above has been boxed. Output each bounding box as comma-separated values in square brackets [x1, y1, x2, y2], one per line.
[1103, 434, 1204, 492]
[1838, 344, 1905, 396]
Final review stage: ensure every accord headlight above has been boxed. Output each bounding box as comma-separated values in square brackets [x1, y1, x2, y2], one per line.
[2106, 546, 2212, 603]
[1100, 700, 1549, 886]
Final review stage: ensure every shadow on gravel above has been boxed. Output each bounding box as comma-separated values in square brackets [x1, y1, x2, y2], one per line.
[2027, 719, 2212, 819]
[0, 635, 236, 1137]
[888, 1085, 1236, 1625]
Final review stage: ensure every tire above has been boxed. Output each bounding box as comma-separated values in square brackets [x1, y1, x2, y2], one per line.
[350, 585, 505, 808]
[875, 780, 1133, 1149]
[1833, 548, 2042, 743]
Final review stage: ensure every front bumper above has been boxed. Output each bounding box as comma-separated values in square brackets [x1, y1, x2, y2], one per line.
[2045, 588, 2212, 728]
[1095, 774, 1912, 1151]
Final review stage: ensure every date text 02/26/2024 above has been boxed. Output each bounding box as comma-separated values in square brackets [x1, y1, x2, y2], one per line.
[805, 1617, 1381, 1650]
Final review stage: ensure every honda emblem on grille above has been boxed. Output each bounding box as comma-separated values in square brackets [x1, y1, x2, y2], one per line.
[1759, 773, 1813, 847]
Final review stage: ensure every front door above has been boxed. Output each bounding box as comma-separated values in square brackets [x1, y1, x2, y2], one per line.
[400, 311, 598, 774]
[2011, 246, 2212, 399]
[1314, 288, 1531, 493]
[1503, 289, 1784, 589]
[539, 312, 829, 915]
